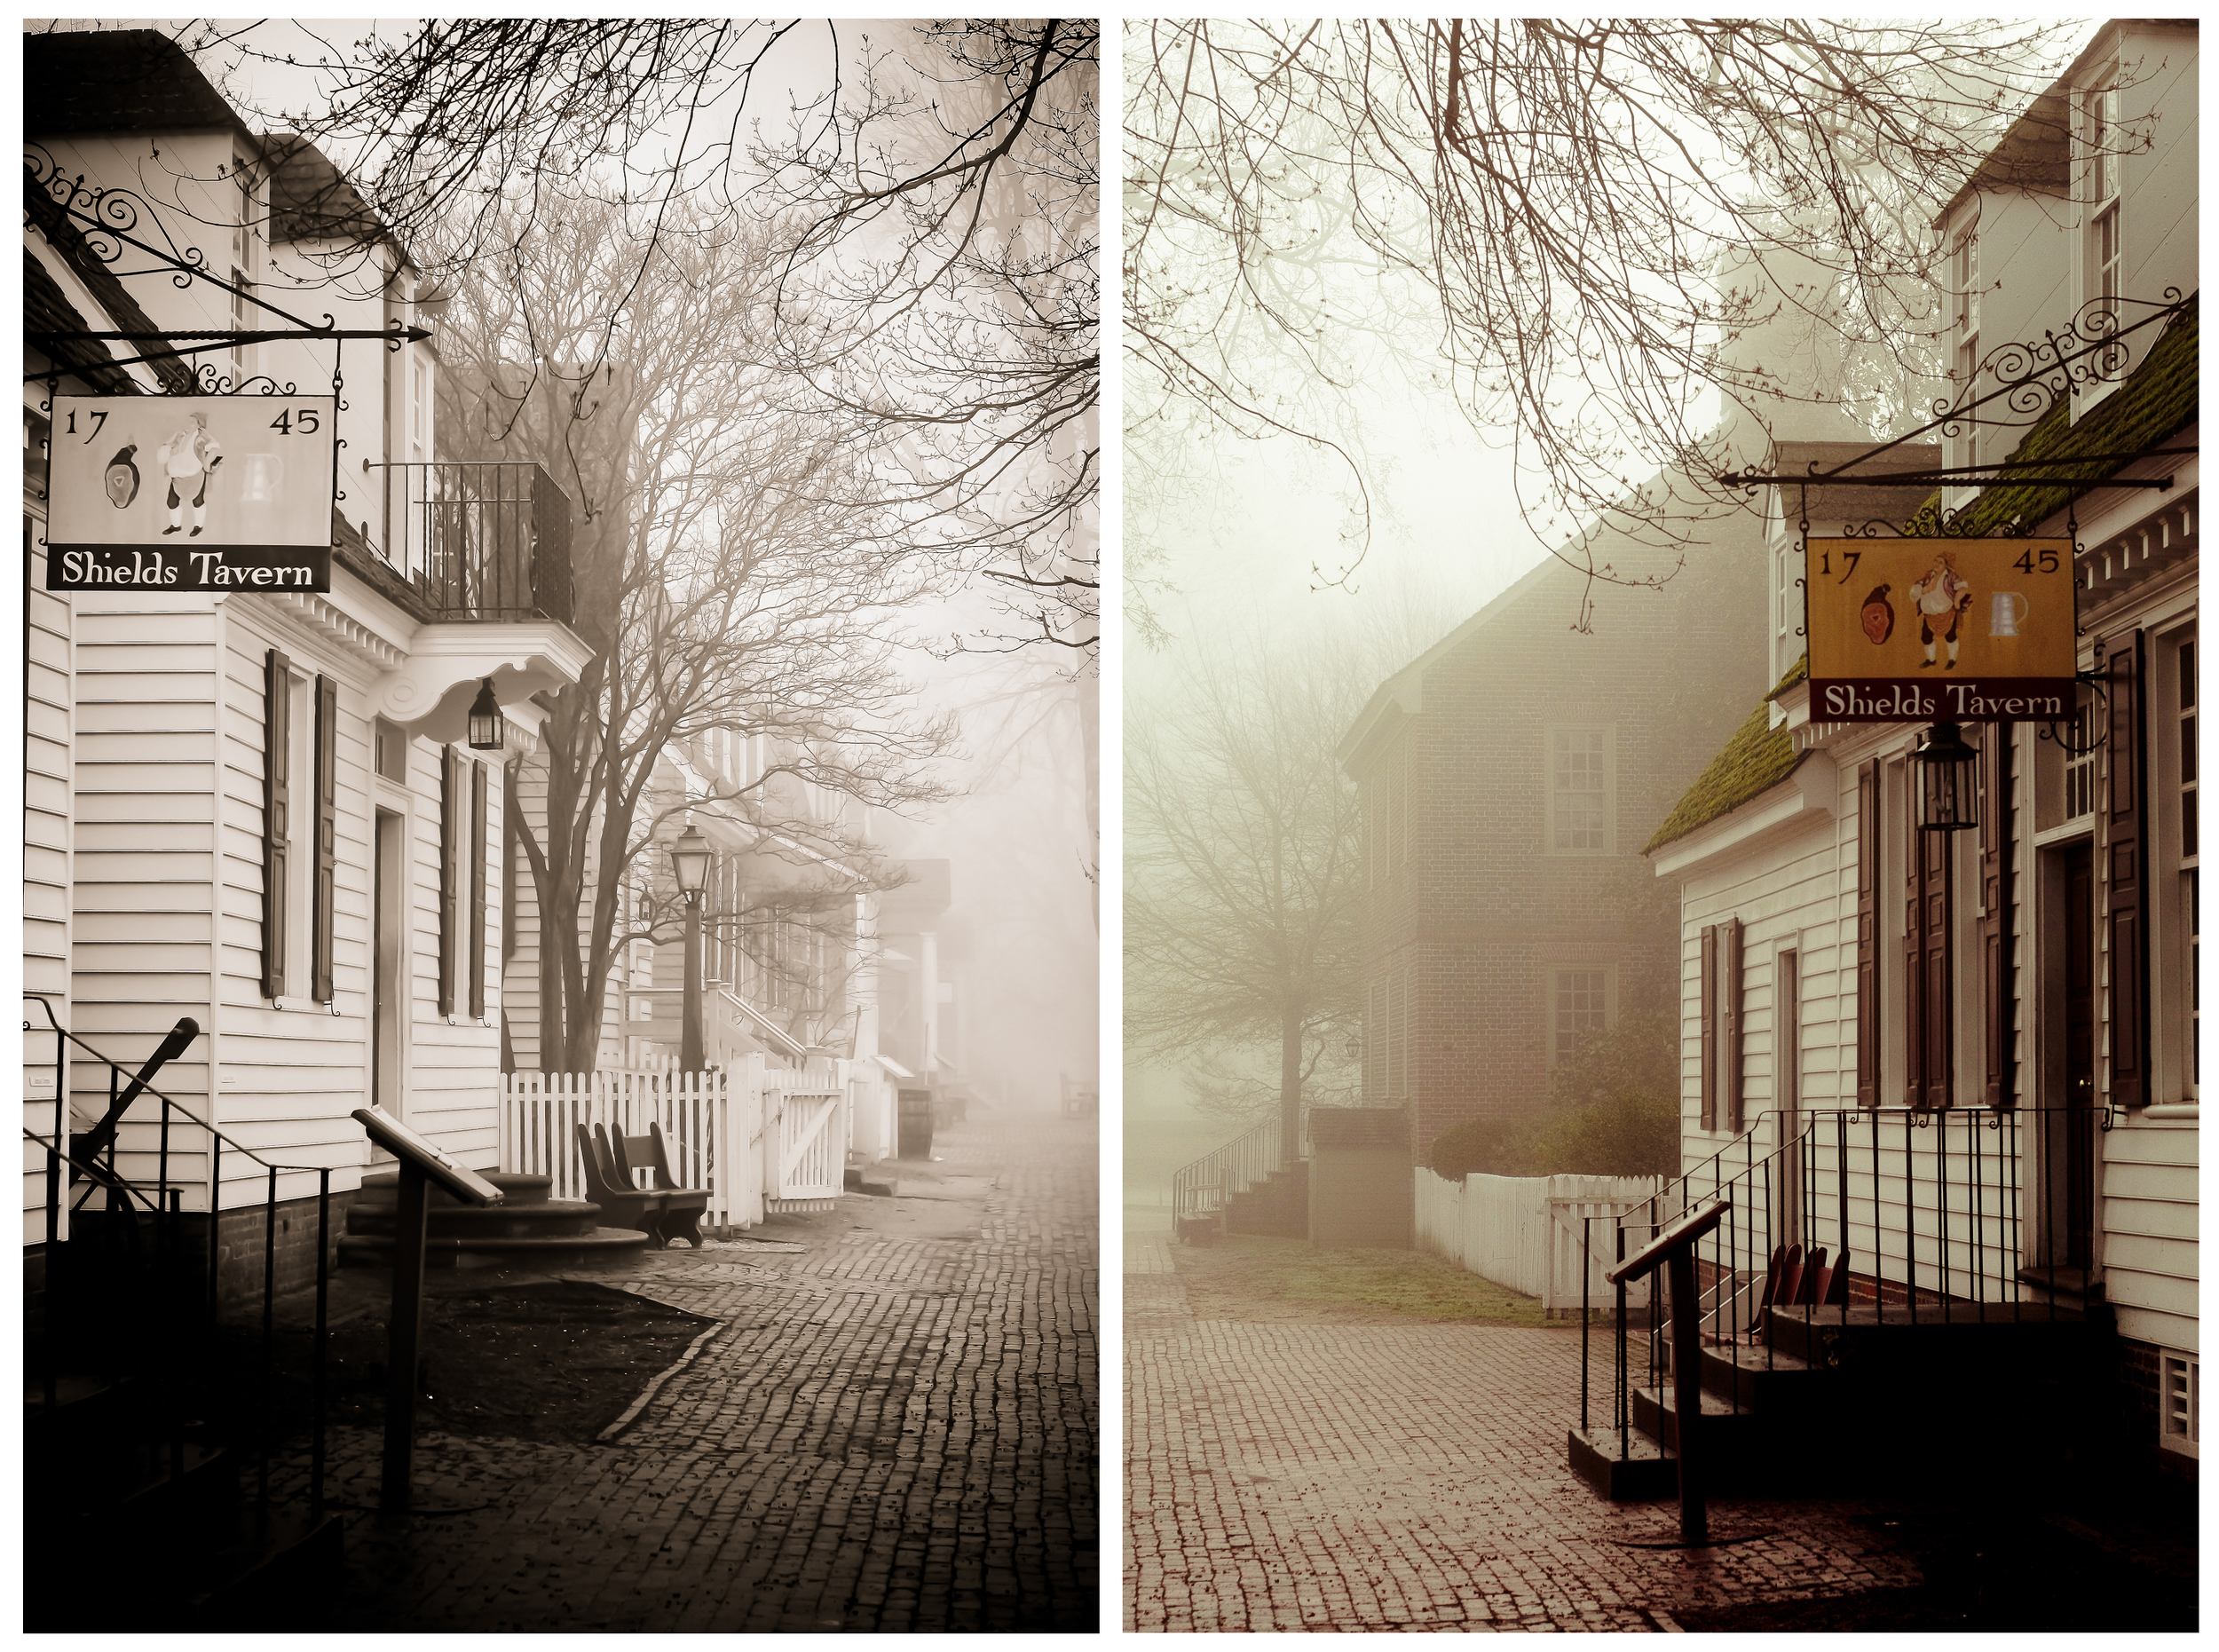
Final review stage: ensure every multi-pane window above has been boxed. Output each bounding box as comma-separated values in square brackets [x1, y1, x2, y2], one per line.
[230, 157, 256, 383]
[2086, 75, 2123, 312]
[1552, 968, 1608, 1067]
[1953, 230, 1981, 474]
[2064, 700, 2099, 821]
[1549, 728, 1610, 853]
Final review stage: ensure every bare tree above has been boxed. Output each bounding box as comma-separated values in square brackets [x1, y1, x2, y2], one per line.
[187, 16, 1099, 657]
[1124, 20, 2099, 632]
[435, 193, 953, 1072]
[1125, 633, 1370, 1162]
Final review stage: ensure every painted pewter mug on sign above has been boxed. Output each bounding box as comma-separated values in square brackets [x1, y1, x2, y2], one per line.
[1988, 591, 2029, 637]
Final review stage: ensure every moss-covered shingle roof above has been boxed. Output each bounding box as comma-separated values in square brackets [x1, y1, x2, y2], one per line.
[1646, 659, 1811, 854]
[1904, 296, 2199, 536]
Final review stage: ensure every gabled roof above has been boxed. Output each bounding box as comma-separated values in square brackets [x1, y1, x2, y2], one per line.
[266, 133, 406, 260]
[1766, 441, 1944, 534]
[1644, 659, 1811, 854]
[25, 28, 257, 146]
[1933, 19, 2200, 228]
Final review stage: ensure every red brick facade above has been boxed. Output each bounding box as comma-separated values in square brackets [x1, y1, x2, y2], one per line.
[1342, 523, 1768, 1158]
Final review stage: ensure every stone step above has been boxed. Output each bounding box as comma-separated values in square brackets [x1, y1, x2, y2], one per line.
[352, 1169, 553, 1207]
[336, 1224, 653, 1270]
[344, 1198, 607, 1242]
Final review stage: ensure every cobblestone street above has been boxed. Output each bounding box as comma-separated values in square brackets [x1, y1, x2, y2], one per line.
[1125, 1207, 1929, 1632]
[281, 1112, 1096, 1632]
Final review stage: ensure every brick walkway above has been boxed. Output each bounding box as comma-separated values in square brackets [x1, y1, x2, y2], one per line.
[280, 1111, 1097, 1632]
[1124, 1207, 1921, 1632]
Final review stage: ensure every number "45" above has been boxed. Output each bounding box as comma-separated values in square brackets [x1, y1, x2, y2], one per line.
[268, 407, 322, 435]
[2012, 547, 2060, 574]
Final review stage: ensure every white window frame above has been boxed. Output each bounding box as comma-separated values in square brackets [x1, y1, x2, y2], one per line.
[2073, 67, 2126, 421]
[1545, 962, 1616, 1070]
[1544, 724, 1615, 857]
[1950, 221, 1981, 500]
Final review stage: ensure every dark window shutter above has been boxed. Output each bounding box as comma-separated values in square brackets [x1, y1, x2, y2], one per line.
[1979, 723, 2013, 1108]
[470, 759, 488, 1019]
[262, 649, 291, 1000]
[1699, 924, 1718, 1130]
[1857, 761, 1878, 1107]
[1724, 916, 1744, 1133]
[2108, 630, 2150, 1107]
[439, 746, 462, 1016]
[1905, 773, 1953, 1111]
[312, 674, 338, 1003]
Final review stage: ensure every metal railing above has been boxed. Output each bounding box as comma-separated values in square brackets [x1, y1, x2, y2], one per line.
[390, 461, 573, 624]
[1169, 1111, 1310, 1233]
[23, 994, 332, 1529]
[1578, 1103, 2103, 1460]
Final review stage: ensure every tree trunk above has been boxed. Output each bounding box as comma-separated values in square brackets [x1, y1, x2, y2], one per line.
[1280, 1006, 1304, 1169]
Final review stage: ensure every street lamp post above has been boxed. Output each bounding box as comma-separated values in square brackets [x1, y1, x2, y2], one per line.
[670, 823, 713, 1073]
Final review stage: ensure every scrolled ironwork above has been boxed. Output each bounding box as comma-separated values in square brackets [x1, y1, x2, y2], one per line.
[189, 363, 297, 397]
[2035, 672, 2110, 755]
[1928, 289, 2188, 441]
[25, 142, 209, 288]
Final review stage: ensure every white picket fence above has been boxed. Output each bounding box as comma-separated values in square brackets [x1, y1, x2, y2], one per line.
[500, 1053, 899, 1230]
[1415, 1169, 1664, 1312]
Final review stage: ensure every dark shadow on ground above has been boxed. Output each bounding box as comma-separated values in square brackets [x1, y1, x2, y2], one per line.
[1672, 1476, 2198, 1632]
[222, 1277, 713, 1446]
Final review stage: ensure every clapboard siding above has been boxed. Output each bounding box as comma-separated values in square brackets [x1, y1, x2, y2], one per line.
[2103, 1115, 2199, 1350]
[210, 616, 372, 1175]
[394, 737, 503, 1165]
[25, 533, 73, 1239]
[66, 597, 218, 1208]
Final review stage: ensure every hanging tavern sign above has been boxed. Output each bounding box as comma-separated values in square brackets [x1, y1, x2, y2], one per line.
[1805, 537, 2078, 723]
[45, 395, 336, 591]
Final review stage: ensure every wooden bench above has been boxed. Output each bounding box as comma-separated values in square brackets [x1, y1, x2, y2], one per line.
[612, 1122, 712, 1249]
[575, 1123, 667, 1246]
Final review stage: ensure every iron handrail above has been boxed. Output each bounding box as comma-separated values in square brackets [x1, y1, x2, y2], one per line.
[1583, 1102, 2101, 1467]
[25, 994, 327, 1176]
[25, 997, 335, 1529]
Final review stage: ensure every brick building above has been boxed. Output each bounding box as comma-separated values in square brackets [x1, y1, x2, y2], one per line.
[1338, 521, 1769, 1159]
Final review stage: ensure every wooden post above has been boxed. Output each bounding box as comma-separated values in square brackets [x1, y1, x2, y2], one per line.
[380, 1159, 430, 1514]
[1604, 1198, 1732, 1548]
[1667, 1245, 1706, 1545]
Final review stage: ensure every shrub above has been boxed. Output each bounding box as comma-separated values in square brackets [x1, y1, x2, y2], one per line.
[1425, 1113, 1544, 1180]
[1427, 1011, 1682, 1181]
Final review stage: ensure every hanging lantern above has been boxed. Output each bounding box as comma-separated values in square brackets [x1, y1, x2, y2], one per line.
[1345, 1035, 1363, 1062]
[466, 677, 505, 750]
[1914, 722, 1979, 832]
[670, 821, 714, 905]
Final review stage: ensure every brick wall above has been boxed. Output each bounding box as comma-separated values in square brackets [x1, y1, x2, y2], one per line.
[1353, 515, 1769, 1158]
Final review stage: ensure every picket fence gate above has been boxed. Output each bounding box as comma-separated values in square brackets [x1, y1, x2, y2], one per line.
[500, 1052, 884, 1231]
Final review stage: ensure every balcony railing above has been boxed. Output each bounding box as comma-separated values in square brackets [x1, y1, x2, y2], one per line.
[391, 461, 574, 626]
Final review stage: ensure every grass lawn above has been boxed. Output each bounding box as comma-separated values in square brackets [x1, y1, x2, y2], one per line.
[1169, 1232, 1585, 1326]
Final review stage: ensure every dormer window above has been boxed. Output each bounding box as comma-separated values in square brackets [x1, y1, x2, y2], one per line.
[230, 154, 257, 383]
[1952, 227, 1980, 478]
[2086, 74, 2122, 309]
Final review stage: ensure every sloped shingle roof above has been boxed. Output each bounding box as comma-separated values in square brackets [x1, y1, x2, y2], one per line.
[1644, 658, 1810, 854]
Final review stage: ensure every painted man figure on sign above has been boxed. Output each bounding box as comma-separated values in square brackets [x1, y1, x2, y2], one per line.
[1908, 549, 1973, 669]
[157, 412, 223, 537]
